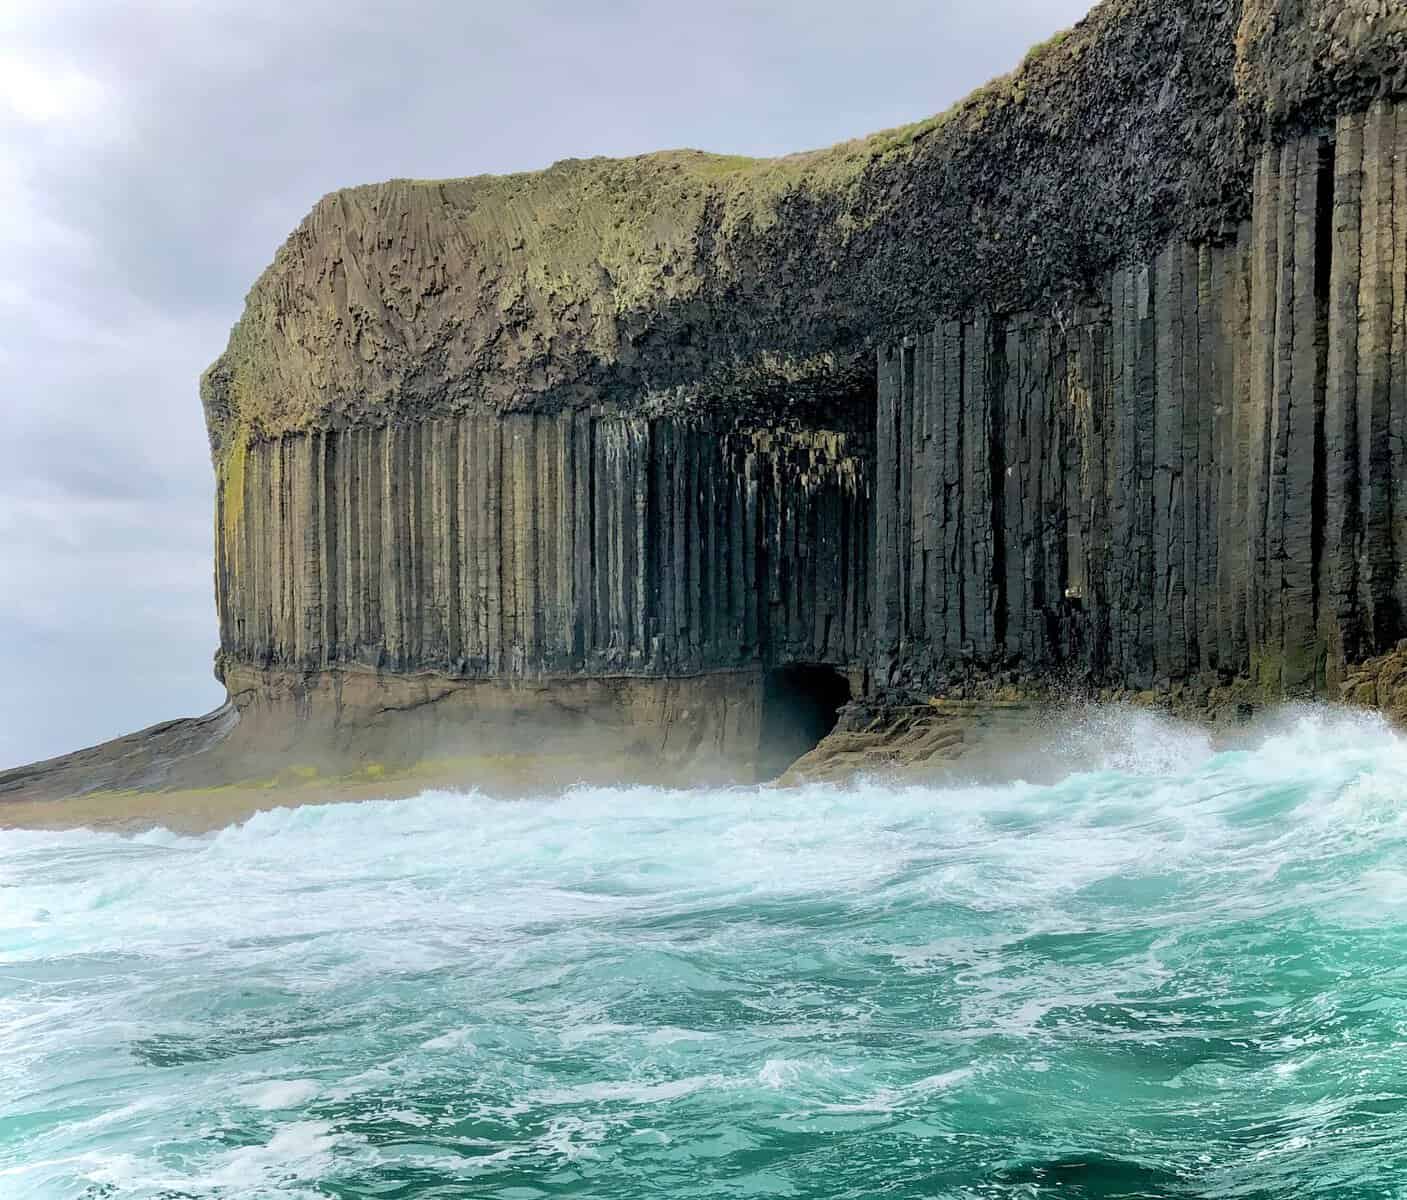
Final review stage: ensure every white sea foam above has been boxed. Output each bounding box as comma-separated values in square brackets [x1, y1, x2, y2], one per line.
[5, 705, 1407, 1197]
[207, 1121, 347, 1191]
[241, 1079, 321, 1110]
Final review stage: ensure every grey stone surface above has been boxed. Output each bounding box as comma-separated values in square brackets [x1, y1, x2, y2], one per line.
[216, 414, 872, 680]
[873, 105, 1407, 696]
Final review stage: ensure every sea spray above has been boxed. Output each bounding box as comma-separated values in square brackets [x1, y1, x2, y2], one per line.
[3, 707, 1407, 1198]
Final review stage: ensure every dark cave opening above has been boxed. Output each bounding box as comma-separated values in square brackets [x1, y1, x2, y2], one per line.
[759, 665, 852, 780]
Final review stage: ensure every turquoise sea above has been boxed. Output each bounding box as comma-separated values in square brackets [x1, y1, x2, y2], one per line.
[4, 707, 1407, 1198]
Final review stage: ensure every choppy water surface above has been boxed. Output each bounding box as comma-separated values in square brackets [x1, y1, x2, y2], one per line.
[4, 708, 1407, 1198]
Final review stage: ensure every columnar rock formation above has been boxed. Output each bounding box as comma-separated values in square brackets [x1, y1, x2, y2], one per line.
[873, 103, 1407, 697]
[7, 0, 1406, 804]
[216, 416, 871, 679]
[188, 0, 1406, 781]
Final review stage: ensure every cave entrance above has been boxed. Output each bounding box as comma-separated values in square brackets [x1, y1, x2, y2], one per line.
[758, 664, 852, 780]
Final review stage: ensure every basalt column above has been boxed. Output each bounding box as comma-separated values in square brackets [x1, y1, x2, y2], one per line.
[215, 412, 872, 683]
[875, 106, 1407, 696]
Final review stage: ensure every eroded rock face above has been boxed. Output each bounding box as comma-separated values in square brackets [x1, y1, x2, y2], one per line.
[189, 0, 1407, 776]
[1340, 640, 1407, 724]
[9, 0, 1407, 812]
[214, 415, 872, 679]
[1236, 0, 1407, 128]
[872, 104, 1407, 697]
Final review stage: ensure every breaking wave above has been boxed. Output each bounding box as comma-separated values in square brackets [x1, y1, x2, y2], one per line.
[4, 707, 1407, 1197]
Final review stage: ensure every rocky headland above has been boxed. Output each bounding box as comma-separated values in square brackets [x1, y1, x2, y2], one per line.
[5, 0, 1407, 825]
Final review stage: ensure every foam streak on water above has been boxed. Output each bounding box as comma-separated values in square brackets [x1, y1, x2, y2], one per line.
[4, 707, 1407, 1198]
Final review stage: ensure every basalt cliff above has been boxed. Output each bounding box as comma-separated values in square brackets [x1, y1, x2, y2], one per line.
[6, 0, 1407, 813]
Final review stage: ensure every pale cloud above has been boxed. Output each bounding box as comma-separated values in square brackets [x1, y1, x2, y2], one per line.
[0, 158, 88, 259]
[0, 54, 109, 125]
[0, 0, 1095, 768]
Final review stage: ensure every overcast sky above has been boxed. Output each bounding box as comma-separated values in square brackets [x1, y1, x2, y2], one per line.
[0, 0, 1095, 769]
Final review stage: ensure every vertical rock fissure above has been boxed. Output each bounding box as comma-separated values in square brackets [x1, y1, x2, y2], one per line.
[989, 318, 1009, 654]
[1311, 135, 1335, 652]
[1136, 265, 1158, 687]
[898, 342, 912, 653]
[954, 326, 967, 655]
[1389, 103, 1407, 650]
[323, 431, 340, 667]
[1358, 103, 1396, 652]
